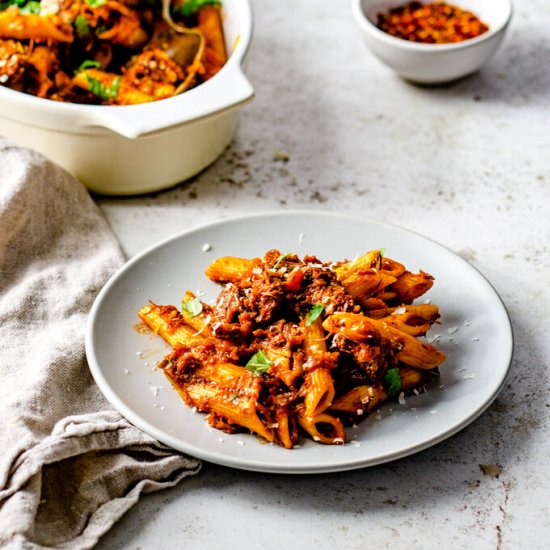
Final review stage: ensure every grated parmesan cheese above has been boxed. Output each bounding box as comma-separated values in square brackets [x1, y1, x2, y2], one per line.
[40, 0, 60, 15]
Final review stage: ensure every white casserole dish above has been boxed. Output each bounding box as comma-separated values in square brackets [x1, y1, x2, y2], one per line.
[0, 0, 254, 195]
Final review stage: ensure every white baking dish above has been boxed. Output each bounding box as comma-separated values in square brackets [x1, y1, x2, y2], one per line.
[0, 0, 254, 195]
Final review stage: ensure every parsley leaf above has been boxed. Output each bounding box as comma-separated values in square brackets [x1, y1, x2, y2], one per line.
[245, 350, 271, 375]
[384, 368, 402, 397]
[305, 304, 324, 326]
[0, 0, 24, 11]
[273, 253, 291, 269]
[19, 1, 40, 13]
[379, 248, 385, 259]
[182, 297, 203, 317]
[76, 59, 101, 73]
[0, 0, 38, 12]
[85, 0, 107, 7]
[174, 0, 220, 17]
[74, 15, 90, 38]
[85, 75, 120, 101]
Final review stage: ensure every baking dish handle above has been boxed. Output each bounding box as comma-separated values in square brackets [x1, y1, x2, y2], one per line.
[91, 66, 254, 139]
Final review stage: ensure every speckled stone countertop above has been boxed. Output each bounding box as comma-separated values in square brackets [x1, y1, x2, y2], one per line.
[95, 1, 550, 548]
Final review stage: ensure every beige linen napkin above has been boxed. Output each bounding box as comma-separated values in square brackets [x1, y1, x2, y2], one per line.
[0, 139, 201, 549]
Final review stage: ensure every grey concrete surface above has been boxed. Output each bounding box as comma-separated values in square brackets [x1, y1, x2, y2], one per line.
[95, 1, 550, 548]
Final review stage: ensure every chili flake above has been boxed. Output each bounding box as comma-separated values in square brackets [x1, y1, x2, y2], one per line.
[376, 1, 489, 44]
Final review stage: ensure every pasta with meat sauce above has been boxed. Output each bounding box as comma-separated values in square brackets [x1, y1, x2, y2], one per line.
[138, 249, 446, 448]
[0, 0, 226, 104]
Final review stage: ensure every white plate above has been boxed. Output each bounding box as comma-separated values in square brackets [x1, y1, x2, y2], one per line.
[86, 211, 513, 474]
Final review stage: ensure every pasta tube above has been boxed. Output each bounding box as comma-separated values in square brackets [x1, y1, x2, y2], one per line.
[377, 311, 433, 337]
[205, 256, 256, 284]
[197, 5, 227, 79]
[297, 409, 346, 445]
[138, 303, 205, 348]
[389, 270, 434, 304]
[181, 291, 213, 337]
[162, 363, 274, 442]
[273, 408, 298, 449]
[330, 367, 427, 415]
[302, 318, 335, 417]
[0, 11, 73, 42]
[322, 312, 445, 369]
[330, 385, 387, 415]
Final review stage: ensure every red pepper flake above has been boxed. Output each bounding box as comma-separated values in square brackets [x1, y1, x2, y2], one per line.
[376, 1, 489, 44]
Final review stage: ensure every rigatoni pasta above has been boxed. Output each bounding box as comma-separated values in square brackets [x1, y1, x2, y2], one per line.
[138, 248, 446, 448]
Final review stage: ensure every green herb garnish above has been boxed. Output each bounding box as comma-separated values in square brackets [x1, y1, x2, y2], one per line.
[384, 368, 402, 397]
[0, 0, 39, 12]
[86, 75, 120, 101]
[74, 15, 90, 38]
[245, 350, 272, 375]
[174, 0, 220, 17]
[273, 253, 291, 270]
[76, 59, 101, 74]
[19, 1, 40, 13]
[85, 0, 107, 7]
[379, 248, 386, 259]
[305, 304, 324, 326]
[0, 0, 27, 11]
[181, 297, 203, 318]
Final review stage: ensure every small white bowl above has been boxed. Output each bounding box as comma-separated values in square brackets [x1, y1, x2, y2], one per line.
[352, 0, 513, 84]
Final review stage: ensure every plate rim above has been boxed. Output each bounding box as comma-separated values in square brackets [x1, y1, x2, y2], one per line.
[85, 210, 514, 474]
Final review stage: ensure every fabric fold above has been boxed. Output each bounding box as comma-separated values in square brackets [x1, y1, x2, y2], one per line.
[0, 140, 200, 550]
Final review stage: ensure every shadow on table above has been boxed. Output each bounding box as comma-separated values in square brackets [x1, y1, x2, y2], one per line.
[404, 23, 550, 108]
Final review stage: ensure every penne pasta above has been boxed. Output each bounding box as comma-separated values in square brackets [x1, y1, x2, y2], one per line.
[138, 303, 205, 348]
[322, 312, 446, 369]
[273, 408, 299, 449]
[340, 269, 398, 306]
[162, 363, 274, 442]
[138, 248, 447, 448]
[0, 11, 73, 42]
[378, 311, 433, 337]
[302, 318, 336, 417]
[181, 291, 214, 337]
[205, 256, 255, 284]
[297, 409, 346, 445]
[330, 384, 387, 415]
[389, 270, 435, 304]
